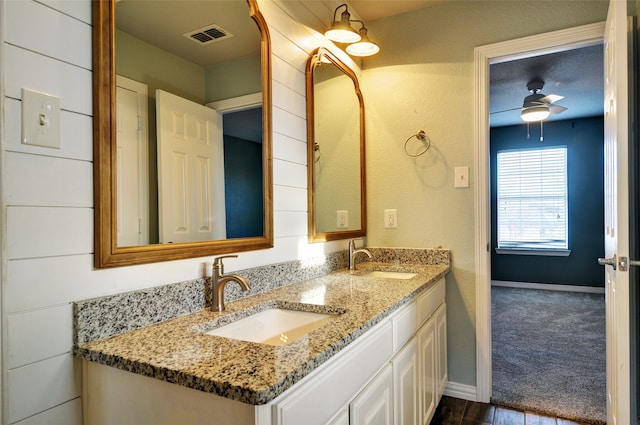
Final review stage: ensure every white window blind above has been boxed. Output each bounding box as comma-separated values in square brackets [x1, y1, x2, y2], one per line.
[497, 146, 568, 250]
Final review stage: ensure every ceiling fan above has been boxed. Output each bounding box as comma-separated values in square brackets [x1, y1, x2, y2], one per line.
[492, 79, 568, 122]
[520, 80, 567, 122]
[492, 79, 568, 141]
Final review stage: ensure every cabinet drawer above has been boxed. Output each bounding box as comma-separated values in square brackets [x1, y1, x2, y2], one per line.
[416, 278, 445, 327]
[275, 319, 393, 425]
[392, 301, 417, 351]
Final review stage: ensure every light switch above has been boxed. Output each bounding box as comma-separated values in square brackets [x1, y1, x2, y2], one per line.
[337, 210, 349, 228]
[454, 166, 469, 188]
[22, 88, 61, 149]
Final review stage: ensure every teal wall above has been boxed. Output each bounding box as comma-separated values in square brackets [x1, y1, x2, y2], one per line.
[490, 117, 604, 287]
[223, 135, 263, 238]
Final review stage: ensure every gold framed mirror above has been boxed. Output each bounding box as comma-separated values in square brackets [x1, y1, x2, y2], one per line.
[307, 48, 366, 242]
[93, 0, 273, 267]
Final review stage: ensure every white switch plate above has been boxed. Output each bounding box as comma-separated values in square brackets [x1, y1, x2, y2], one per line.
[384, 209, 398, 229]
[454, 166, 469, 188]
[337, 210, 348, 228]
[22, 88, 61, 149]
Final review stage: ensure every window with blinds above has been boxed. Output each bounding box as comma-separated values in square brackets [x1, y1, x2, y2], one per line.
[496, 146, 568, 251]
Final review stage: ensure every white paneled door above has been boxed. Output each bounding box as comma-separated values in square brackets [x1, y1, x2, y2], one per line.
[156, 90, 226, 243]
[116, 76, 149, 246]
[599, 0, 633, 424]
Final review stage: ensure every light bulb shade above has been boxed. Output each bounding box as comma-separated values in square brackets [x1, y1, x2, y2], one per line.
[346, 40, 380, 56]
[325, 10, 361, 43]
[521, 104, 550, 122]
[325, 26, 361, 43]
[346, 28, 380, 56]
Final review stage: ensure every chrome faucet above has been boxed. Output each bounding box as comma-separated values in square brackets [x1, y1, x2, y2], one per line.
[349, 238, 372, 270]
[211, 255, 251, 312]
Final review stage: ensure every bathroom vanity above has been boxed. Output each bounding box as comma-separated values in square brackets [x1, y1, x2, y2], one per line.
[77, 262, 448, 425]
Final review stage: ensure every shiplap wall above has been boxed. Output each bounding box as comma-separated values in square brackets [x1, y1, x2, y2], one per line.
[1, 0, 359, 423]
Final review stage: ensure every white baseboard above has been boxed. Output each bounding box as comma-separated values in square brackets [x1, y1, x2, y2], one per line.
[443, 381, 478, 402]
[491, 280, 604, 294]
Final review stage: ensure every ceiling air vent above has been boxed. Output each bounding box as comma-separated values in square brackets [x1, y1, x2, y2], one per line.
[183, 24, 234, 45]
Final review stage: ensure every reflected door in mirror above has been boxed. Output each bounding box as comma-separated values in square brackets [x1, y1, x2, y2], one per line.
[156, 90, 226, 244]
[93, 0, 273, 267]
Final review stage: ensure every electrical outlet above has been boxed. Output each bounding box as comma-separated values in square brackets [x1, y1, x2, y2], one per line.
[384, 209, 398, 229]
[337, 210, 348, 228]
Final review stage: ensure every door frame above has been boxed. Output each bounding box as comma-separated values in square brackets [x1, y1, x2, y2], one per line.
[115, 75, 149, 246]
[473, 22, 606, 403]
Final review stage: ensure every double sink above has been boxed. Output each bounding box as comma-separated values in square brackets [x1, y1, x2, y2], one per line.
[202, 270, 418, 346]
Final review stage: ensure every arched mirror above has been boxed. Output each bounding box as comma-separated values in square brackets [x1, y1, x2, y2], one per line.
[307, 48, 366, 242]
[93, 0, 273, 267]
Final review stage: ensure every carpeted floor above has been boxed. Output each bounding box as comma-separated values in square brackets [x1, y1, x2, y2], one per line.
[491, 286, 606, 424]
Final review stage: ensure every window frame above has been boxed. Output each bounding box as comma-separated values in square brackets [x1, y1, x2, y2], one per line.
[495, 145, 571, 257]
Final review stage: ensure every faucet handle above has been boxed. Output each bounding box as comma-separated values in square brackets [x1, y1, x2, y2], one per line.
[213, 254, 238, 264]
[349, 238, 364, 248]
[213, 255, 238, 274]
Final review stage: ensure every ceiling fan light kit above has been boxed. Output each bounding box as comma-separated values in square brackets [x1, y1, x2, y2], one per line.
[521, 104, 550, 122]
[325, 4, 380, 57]
[519, 79, 566, 123]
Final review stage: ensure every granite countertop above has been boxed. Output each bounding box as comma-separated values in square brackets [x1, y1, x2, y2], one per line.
[75, 262, 448, 405]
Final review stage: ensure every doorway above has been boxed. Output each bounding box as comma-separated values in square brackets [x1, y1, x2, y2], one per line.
[473, 21, 606, 402]
[488, 45, 607, 421]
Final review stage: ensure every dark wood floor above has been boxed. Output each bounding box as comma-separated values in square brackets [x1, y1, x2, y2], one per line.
[432, 396, 592, 425]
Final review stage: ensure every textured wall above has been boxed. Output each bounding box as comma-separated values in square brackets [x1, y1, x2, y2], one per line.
[362, 0, 608, 388]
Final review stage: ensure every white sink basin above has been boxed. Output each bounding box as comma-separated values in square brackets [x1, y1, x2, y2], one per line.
[365, 271, 418, 280]
[205, 308, 338, 346]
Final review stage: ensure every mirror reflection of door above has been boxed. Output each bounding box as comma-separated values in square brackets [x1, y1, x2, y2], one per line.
[114, 0, 263, 247]
[116, 76, 149, 246]
[156, 90, 226, 244]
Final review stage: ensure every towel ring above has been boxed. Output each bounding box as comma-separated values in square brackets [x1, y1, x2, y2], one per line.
[404, 130, 430, 157]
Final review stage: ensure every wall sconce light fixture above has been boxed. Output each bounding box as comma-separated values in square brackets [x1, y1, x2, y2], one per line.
[324, 4, 380, 57]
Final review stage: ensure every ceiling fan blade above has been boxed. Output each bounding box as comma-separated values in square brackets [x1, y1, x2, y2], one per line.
[549, 104, 568, 114]
[490, 106, 520, 115]
[539, 94, 564, 104]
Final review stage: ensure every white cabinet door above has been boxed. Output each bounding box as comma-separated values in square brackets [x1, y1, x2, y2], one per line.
[327, 408, 349, 425]
[350, 364, 394, 425]
[418, 317, 436, 425]
[275, 321, 393, 425]
[392, 338, 418, 425]
[435, 303, 447, 399]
